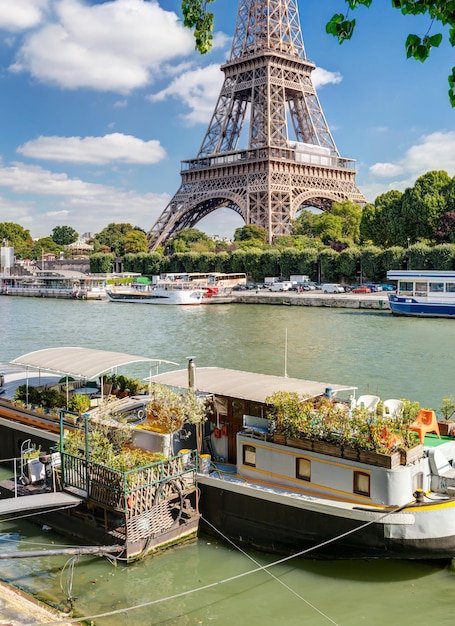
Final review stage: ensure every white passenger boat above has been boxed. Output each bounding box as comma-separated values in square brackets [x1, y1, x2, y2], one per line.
[387, 270, 455, 318]
[106, 280, 204, 305]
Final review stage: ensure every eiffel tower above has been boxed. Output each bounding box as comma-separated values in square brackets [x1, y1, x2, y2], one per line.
[147, 0, 365, 250]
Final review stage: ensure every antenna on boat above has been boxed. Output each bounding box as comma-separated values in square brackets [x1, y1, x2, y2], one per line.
[284, 329, 288, 378]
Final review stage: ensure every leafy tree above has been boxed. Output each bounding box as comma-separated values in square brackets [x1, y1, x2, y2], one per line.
[31, 237, 61, 259]
[312, 212, 343, 245]
[434, 211, 455, 243]
[183, 1, 455, 105]
[0, 222, 33, 257]
[167, 228, 214, 254]
[51, 225, 78, 246]
[361, 193, 403, 247]
[401, 170, 451, 243]
[234, 224, 267, 247]
[95, 223, 135, 256]
[330, 200, 362, 243]
[89, 253, 115, 273]
[123, 230, 148, 254]
[292, 209, 318, 237]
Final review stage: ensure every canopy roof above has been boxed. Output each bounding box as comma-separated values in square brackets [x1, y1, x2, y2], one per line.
[149, 367, 357, 404]
[11, 347, 174, 380]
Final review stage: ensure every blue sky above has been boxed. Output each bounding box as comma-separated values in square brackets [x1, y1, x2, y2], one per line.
[0, 0, 454, 241]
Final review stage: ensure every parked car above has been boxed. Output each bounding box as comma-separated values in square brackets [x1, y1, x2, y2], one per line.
[364, 283, 382, 292]
[232, 284, 247, 291]
[352, 285, 372, 293]
[378, 283, 395, 291]
[321, 283, 345, 294]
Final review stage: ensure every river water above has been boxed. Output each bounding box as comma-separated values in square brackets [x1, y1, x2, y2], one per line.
[0, 296, 454, 625]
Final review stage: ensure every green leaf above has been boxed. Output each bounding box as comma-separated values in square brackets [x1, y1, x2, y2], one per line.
[449, 27, 455, 47]
[427, 33, 443, 48]
[449, 67, 455, 107]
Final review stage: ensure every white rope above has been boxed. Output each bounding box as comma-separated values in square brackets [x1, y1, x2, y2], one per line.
[202, 516, 340, 625]
[33, 502, 408, 625]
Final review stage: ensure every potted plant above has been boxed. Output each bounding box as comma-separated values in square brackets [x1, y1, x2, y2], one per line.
[438, 396, 455, 436]
[68, 394, 91, 422]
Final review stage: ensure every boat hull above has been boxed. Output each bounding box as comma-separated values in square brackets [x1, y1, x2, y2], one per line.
[388, 294, 455, 318]
[197, 477, 455, 560]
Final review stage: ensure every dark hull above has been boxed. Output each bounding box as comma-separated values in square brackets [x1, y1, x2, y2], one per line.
[198, 482, 455, 560]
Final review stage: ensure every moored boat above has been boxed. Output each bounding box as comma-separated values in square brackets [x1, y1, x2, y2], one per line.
[106, 280, 204, 305]
[151, 365, 455, 560]
[387, 270, 455, 318]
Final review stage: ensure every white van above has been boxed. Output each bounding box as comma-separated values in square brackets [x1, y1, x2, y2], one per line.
[269, 281, 293, 292]
[322, 283, 345, 294]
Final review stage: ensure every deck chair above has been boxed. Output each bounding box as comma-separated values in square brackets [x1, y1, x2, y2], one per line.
[356, 395, 380, 416]
[410, 409, 440, 444]
[382, 399, 404, 420]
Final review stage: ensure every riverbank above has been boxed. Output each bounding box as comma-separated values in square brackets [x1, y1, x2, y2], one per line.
[0, 581, 80, 625]
[231, 289, 391, 310]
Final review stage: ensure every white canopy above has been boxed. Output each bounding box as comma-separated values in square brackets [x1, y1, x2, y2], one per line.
[149, 367, 357, 404]
[11, 347, 176, 380]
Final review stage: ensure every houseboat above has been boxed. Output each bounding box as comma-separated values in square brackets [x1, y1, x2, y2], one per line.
[150, 365, 455, 560]
[0, 348, 200, 562]
[387, 270, 455, 318]
[0, 270, 107, 300]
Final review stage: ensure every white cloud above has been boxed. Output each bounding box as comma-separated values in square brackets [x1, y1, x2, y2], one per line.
[9, 0, 195, 92]
[17, 133, 166, 165]
[369, 131, 455, 178]
[0, 161, 169, 237]
[360, 131, 455, 202]
[0, 0, 49, 32]
[369, 162, 404, 177]
[149, 63, 224, 125]
[312, 67, 342, 88]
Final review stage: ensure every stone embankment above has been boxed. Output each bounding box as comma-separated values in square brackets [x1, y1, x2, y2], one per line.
[231, 290, 391, 310]
[0, 581, 79, 625]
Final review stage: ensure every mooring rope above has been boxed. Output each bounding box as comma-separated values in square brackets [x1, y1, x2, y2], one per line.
[33, 502, 409, 625]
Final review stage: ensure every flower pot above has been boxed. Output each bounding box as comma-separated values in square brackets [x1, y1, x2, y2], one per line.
[312, 440, 343, 457]
[286, 436, 313, 451]
[399, 444, 424, 465]
[359, 449, 401, 469]
[273, 433, 286, 445]
[342, 445, 360, 461]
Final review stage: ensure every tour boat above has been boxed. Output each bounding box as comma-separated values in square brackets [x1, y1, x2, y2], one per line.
[106, 280, 204, 305]
[387, 270, 455, 318]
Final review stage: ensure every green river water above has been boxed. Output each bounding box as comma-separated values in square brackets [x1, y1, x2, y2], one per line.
[0, 296, 454, 625]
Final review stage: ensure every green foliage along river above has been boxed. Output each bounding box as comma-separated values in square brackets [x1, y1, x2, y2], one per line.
[0, 296, 454, 625]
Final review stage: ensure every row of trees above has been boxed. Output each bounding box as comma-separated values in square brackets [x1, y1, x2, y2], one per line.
[2, 170, 455, 261]
[90, 243, 455, 284]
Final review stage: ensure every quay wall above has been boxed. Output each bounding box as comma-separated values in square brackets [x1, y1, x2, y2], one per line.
[231, 291, 391, 310]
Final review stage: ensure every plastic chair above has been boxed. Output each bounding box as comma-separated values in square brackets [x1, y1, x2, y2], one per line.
[410, 409, 440, 444]
[382, 399, 404, 420]
[356, 395, 380, 415]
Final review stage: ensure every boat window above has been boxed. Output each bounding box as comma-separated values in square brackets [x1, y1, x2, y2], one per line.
[247, 402, 263, 418]
[233, 400, 246, 421]
[353, 471, 370, 497]
[446, 283, 455, 293]
[415, 282, 428, 297]
[429, 282, 444, 293]
[296, 457, 311, 481]
[398, 281, 413, 296]
[243, 444, 256, 467]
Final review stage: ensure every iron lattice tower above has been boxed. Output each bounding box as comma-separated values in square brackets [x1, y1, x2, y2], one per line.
[147, 0, 365, 249]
